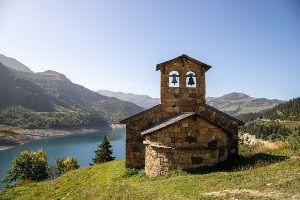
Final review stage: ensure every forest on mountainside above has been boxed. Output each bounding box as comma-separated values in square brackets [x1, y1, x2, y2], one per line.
[237, 98, 300, 141]
[236, 98, 300, 122]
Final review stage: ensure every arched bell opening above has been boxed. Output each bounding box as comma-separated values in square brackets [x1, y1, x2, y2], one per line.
[186, 71, 196, 88]
[169, 71, 180, 88]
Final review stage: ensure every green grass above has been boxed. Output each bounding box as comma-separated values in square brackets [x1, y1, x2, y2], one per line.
[1, 149, 300, 200]
[239, 105, 275, 114]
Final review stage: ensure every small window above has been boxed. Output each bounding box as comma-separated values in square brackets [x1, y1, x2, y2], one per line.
[169, 71, 179, 87]
[186, 71, 196, 88]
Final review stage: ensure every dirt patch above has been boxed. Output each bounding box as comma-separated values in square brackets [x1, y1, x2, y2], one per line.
[203, 189, 285, 198]
[239, 132, 287, 153]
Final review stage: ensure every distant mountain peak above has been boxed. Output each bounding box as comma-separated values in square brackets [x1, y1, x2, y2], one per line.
[37, 70, 68, 81]
[206, 92, 285, 116]
[0, 54, 33, 73]
[220, 92, 250, 100]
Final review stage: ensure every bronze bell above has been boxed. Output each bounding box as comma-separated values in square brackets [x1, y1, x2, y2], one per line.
[170, 74, 178, 85]
[187, 73, 195, 86]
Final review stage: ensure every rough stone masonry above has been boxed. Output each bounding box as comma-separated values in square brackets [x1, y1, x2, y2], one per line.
[120, 54, 243, 176]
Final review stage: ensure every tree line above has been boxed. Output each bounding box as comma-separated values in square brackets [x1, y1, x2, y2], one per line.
[236, 97, 300, 123]
[0, 106, 109, 129]
[239, 120, 293, 141]
[236, 97, 300, 140]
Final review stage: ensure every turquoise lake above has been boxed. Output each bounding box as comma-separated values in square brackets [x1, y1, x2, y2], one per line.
[0, 127, 125, 189]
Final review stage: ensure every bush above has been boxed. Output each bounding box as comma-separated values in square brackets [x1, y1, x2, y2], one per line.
[123, 168, 140, 177]
[52, 157, 80, 178]
[1, 149, 48, 186]
[62, 157, 80, 172]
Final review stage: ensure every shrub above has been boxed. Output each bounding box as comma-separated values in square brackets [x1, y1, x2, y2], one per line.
[1, 149, 48, 186]
[52, 157, 80, 178]
[123, 168, 140, 177]
[62, 157, 80, 172]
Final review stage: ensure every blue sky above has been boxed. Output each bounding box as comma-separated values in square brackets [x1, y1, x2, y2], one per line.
[0, 0, 299, 100]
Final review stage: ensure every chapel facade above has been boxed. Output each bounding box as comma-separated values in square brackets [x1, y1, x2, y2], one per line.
[120, 54, 243, 176]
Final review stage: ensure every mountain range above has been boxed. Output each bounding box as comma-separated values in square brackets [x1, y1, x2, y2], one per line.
[97, 90, 160, 109]
[97, 90, 284, 116]
[206, 93, 284, 115]
[0, 55, 144, 129]
[0, 53, 286, 130]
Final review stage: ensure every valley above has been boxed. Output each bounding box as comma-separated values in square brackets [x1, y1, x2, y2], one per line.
[0, 54, 299, 199]
[0, 55, 143, 150]
[0, 54, 297, 151]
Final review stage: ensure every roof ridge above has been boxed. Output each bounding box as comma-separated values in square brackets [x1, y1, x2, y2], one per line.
[141, 112, 195, 135]
[201, 104, 244, 125]
[156, 54, 212, 71]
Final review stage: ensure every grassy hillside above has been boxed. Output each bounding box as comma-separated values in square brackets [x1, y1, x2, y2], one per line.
[1, 147, 299, 199]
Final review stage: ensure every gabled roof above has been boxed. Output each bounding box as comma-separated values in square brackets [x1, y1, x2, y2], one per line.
[120, 103, 244, 130]
[156, 54, 212, 72]
[141, 112, 195, 135]
[201, 104, 244, 126]
[141, 111, 241, 136]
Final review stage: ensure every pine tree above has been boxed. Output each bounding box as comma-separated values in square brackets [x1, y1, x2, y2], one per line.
[92, 135, 115, 164]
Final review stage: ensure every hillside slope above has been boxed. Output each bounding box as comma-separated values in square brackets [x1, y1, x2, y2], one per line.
[1, 157, 299, 199]
[235, 97, 300, 142]
[0, 63, 144, 129]
[0, 54, 33, 73]
[0, 63, 53, 112]
[236, 97, 300, 123]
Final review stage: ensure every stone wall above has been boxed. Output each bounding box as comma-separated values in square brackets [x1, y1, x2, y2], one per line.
[159, 57, 206, 113]
[121, 55, 242, 170]
[144, 116, 228, 176]
[124, 105, 179, 168]
[198, 104, 241, 155]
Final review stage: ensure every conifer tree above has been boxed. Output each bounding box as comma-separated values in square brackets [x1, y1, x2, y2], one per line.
[92, 135, 115, 164]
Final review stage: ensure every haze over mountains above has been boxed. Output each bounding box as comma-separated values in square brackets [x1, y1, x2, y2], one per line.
[97, 90, 160, 109]
[0, 54, 144, 129]
[0, 54, 33, 73]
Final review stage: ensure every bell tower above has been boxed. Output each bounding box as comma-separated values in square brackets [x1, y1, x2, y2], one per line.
[156, 54, 211, 113]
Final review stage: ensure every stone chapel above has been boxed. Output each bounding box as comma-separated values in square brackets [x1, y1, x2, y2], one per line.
[120, 54, 243, 176]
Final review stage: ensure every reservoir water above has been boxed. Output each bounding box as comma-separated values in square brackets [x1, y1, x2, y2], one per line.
[0, 127, 125, 189]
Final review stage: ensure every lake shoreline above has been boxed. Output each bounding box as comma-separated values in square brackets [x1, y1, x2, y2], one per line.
[0, 124, 125, 151]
